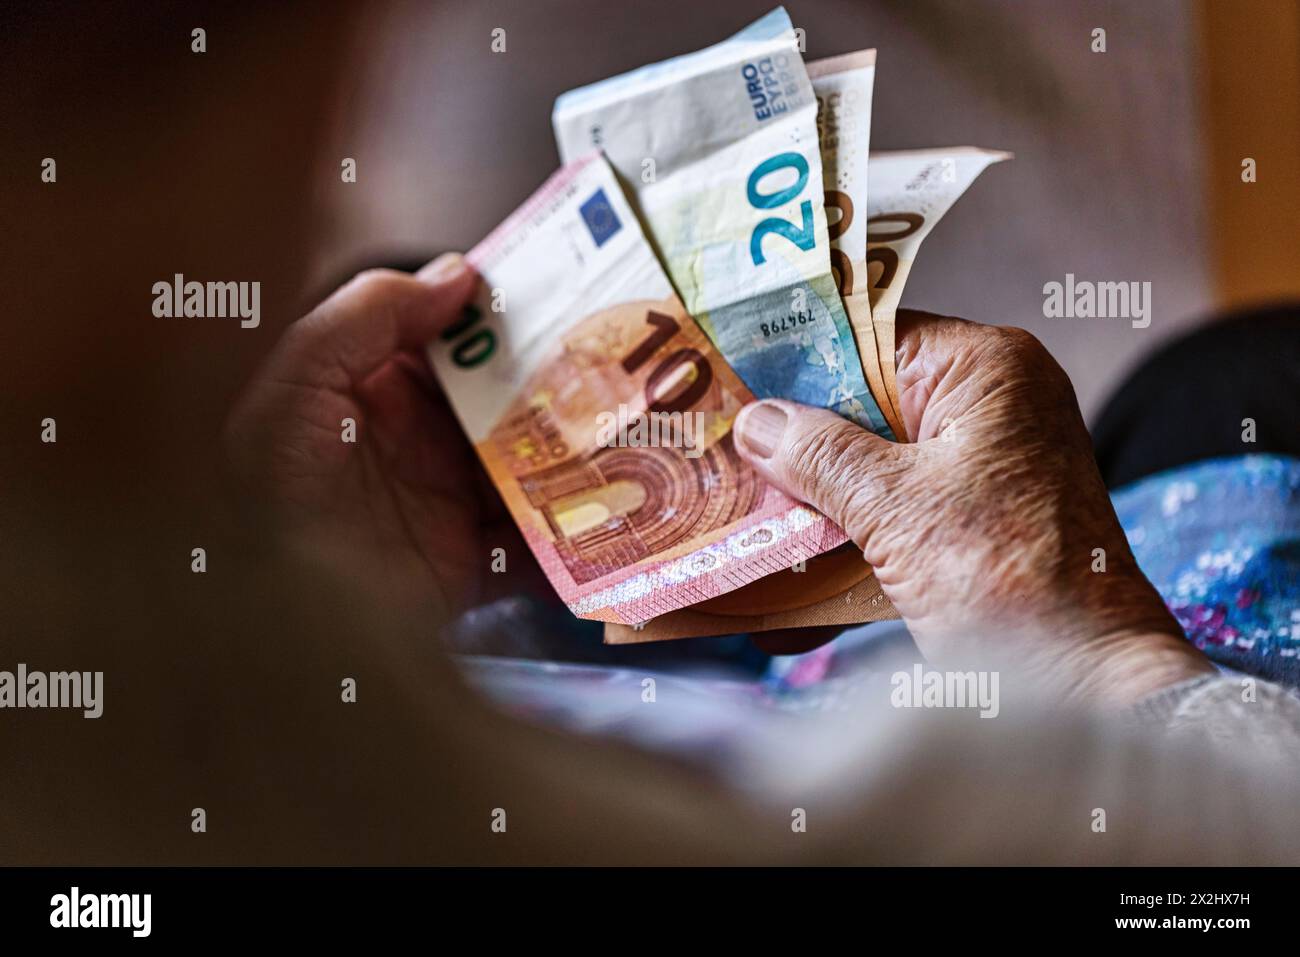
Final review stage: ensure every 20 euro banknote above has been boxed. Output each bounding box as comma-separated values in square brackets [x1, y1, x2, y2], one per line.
[606, 145, 1012, 644]
[552, 7, 895, 440]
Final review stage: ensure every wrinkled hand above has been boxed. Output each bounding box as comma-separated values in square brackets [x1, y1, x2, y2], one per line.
[733, 310, 1214, 704]
[223, 254, 545, 621]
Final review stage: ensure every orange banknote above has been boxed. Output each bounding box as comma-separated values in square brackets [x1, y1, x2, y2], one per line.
[429, 154, 848, 624]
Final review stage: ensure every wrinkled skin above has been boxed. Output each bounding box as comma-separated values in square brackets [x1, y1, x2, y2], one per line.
[227, 261, 1211, 706]
[734, 310, 1214, 704]
[224, 255, 550, 621]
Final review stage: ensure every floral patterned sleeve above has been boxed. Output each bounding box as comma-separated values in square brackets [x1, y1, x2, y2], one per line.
[1113, 455, 1300, 688]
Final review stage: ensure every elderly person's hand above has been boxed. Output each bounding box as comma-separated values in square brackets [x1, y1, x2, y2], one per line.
[733, 310, 1215, 705]
[223, 254, 548, 621]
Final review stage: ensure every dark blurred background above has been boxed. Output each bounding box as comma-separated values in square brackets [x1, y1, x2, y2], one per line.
[2, 0, 1299, 864]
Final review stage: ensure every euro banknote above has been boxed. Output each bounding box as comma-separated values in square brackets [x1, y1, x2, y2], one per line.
[605, 146, 1011, 644]
[600, 54, 887, 645]
[605, 569, 897, 643]
[552, 7, 895, 440]
[809, 50, 875, 298]
[865, 147, 1011, 436]
[428, 153, 850, 625]
[807, 50, 906, 439]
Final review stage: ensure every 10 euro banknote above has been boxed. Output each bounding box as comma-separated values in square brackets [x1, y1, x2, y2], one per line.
[428, 154, 850, 624]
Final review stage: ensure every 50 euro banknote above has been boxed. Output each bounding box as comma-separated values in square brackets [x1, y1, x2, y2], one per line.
[428, 153, 850, 625]
[865, 147, 1011, 436]
[807, 49, 906, 440]
[552, 7, 895, 440]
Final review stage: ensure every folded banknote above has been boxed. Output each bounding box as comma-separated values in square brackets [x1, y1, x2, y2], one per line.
[865, 147, 1012, 434]
[806, 49, 906, 440]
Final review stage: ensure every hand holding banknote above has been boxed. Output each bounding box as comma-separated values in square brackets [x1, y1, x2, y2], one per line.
[224, 265, 1211, 704]
[732, 310, 1216, 703]
[223, 256, 552, 622]
[226, 4, 1205, 686]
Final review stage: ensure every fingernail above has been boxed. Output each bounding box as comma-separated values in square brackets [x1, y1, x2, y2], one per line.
[418, 252, 468, 283]
[735, 402, 787, 458]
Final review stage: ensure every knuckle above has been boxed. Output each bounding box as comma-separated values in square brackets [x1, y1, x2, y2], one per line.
[999, 323, 1036, 344]
[997, 324, 1045, 358]
[980, 325, 1060, 381]
[343, 268, 403, 307]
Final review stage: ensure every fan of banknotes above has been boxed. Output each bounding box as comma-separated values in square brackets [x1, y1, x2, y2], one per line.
[429, 7, 1008, 643]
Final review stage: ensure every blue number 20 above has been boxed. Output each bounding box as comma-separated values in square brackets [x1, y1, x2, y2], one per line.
[747, 152, 816, 265]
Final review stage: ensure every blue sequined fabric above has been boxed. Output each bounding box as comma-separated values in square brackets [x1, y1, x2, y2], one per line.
[1114, 455, 1300, 687]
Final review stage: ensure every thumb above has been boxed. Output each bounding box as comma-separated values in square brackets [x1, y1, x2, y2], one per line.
[732, 399, 912, 549]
